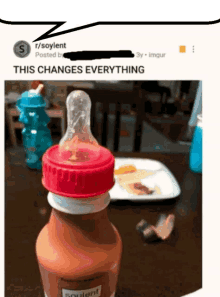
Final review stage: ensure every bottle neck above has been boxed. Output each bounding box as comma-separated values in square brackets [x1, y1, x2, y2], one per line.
[51, 207, 110, 234]
[48, 192, 116, 245]
[47, 191, 110, 215]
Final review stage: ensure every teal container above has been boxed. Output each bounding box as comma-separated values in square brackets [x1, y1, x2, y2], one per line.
[189, 114, 202, 173]
[16, 91, 53, 170]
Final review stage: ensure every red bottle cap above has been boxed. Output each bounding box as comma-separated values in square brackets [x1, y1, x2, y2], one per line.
[42, 90, 115, 198]
[42, 145, 115, 198]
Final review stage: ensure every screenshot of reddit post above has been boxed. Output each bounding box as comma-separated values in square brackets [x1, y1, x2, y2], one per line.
[1, 18, 220, 297]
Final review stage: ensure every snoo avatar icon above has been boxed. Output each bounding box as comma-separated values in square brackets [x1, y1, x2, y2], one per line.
[14, 40, 31, 58]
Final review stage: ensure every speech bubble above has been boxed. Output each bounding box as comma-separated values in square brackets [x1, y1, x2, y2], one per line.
[1, 0, 220, 41]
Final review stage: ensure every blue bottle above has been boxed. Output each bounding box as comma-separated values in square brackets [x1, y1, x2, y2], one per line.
[189, 114, 202, 173]
[16, 86, 53, 170]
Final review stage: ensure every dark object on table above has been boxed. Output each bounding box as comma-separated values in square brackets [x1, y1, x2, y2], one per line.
[136, 214, 175, 243]
[136, 219, 151, 233]
[136, 219, 159, 242]
[142, 226, 159, 242]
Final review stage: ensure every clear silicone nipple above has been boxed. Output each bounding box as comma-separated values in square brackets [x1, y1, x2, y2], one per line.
[59, 90, 100, 163]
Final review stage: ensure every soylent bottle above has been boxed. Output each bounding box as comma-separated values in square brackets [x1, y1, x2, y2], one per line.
[36, 91, 122, 297]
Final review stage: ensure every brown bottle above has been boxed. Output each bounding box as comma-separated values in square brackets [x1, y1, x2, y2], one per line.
[36, 91, 122, 297]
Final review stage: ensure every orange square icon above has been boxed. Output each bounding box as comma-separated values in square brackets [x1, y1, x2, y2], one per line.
[179, 46, 186, 53]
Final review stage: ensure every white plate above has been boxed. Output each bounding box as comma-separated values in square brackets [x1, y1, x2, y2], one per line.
[110, 158, 181, 201]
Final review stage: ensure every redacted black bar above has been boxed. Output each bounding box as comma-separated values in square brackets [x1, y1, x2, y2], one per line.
[63, 50, 134, 61]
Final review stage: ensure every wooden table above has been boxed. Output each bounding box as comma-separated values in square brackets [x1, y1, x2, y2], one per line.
[5, 150, 202, 297]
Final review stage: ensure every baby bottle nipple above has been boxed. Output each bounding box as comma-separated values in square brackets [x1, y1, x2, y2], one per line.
[59, 91, 100, 163]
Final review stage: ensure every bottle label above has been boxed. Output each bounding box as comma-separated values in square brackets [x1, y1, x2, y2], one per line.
[40, 260, 118, 297]
[45, 290, 115, 297]
[61, 285, 101, 297]
[58, 275, 106, 297]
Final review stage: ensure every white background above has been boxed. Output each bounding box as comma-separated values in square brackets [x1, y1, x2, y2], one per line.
[1, 7, 220, 297]
[1, 0, 220, 35]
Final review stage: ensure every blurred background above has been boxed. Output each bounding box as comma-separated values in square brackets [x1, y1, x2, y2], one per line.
[5, 80, 201, 155]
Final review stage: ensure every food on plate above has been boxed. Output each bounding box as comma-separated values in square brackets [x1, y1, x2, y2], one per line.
[118, 182, 154, 195]
[133, 183, 154, 194]
[128, 183, 154, 195]
[116, 169, 154, 181]
[154, 185, 161, 195]
[115, 165, 157, 195]
[114, 165, 137, 175]
[117, 170, 150, 186]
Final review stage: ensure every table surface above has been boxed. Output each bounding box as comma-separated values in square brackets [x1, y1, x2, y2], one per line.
[5, 149, 202, 297]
